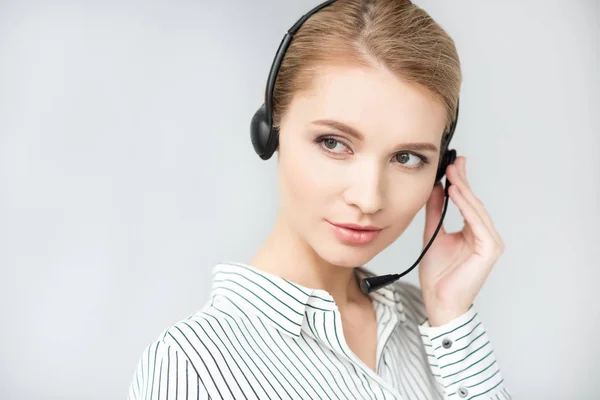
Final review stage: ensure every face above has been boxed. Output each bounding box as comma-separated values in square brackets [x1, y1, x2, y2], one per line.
[276, 63, 447, 268]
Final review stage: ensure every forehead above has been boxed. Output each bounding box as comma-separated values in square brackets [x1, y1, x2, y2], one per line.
[294, 64, 447, 144]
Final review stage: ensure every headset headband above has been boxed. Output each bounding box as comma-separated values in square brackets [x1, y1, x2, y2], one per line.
[264, 0, 337, 125]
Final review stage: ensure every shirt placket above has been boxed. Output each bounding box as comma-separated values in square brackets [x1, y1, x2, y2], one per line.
[303, 305, 404, 400]
[373, 301, 400, 376]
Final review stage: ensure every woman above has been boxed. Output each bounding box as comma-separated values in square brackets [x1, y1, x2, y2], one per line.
[128, 0, 511, 399]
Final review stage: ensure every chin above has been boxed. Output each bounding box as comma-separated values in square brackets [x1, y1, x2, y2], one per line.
[312, 240, 378, 268]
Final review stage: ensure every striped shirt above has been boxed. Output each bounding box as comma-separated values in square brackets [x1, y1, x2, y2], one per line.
[128, 262, 511, 399]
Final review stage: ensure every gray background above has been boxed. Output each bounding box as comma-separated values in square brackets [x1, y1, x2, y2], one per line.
[1, 0, 598, 398]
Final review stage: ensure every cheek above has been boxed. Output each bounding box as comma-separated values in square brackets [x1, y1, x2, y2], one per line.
[279, 134, 344, 203]
[385, 182, 433, 233]
[278, 142, 329, 216]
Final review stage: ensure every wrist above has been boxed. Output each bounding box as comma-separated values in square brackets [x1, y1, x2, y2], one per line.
[426, 307, 469, 327]
[422, 294, 470, 327]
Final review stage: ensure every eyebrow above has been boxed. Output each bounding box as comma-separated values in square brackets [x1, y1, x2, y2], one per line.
[311, 119, 439, 153]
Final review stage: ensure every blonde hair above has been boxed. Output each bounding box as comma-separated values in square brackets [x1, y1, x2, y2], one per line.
[273, 0, 461, 133]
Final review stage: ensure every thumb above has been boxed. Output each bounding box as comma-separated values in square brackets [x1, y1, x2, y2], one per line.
[424, 181, 446, 241]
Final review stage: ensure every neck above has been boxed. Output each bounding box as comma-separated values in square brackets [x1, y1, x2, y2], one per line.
[248, 212, 366, 309]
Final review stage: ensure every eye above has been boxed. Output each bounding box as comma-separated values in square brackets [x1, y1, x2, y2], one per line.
[393, 152, 428, 169]
[316, 136, 349, 154]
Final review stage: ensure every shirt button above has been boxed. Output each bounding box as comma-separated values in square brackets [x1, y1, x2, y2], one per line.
[442, 338, 452, 349]
[457, 386, 469, 398]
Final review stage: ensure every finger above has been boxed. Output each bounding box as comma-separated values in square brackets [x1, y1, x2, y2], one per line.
[424, 180, 447, 240]
[449, 160, 504, 248]
[451, 160, 502, 246]
[447, 183, 497, 255]
[458, 160, 504, 248]
[457, 157, 471, 189]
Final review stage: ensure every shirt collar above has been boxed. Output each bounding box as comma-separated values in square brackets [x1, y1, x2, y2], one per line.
[210, 261, 403, 339]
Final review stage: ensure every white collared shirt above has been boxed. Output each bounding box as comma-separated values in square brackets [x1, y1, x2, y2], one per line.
[128, 262, 511, 399]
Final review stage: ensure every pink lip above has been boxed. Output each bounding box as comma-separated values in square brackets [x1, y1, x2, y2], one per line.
[326, 220, 383, 245]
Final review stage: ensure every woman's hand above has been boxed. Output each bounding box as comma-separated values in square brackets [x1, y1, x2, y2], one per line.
[419, 156, 505, 326]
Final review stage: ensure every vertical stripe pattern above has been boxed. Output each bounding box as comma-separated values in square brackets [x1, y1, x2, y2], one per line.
[128, 262, 512, 399]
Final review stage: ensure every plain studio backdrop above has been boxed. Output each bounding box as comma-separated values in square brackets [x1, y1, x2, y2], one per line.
[0, 0, 598, 398]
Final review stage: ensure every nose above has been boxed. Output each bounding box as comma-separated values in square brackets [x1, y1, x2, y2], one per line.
[342, 160, 385, 215]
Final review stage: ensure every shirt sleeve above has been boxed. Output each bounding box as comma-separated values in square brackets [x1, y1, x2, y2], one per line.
[418, 305, 512, 399]
[128, 339, 209, 400]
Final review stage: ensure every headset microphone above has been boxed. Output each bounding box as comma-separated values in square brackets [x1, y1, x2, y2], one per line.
[250, 0, 461, 294]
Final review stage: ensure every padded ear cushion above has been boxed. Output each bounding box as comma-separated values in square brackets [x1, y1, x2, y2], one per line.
[250, 103, 278, 160]
[435, 148, 457, 184]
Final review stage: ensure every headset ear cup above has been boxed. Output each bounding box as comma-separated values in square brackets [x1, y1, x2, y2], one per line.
[435, 149, 457, 184]
[435, 151, 447, 184]
[250, 104, 275, 160]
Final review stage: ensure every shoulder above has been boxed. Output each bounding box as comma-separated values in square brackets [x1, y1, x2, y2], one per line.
[153, 297, 247, 358]
[133, 299, 245, 377]
[148, 293, 266, 364]
[128, 309, 222, 399]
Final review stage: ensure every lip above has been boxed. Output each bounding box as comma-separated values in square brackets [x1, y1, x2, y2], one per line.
[331, 222, 382, 231]
[326, 220, 383, 245]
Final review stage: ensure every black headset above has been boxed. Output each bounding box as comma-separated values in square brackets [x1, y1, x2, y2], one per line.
[250, 0, 460, 294]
